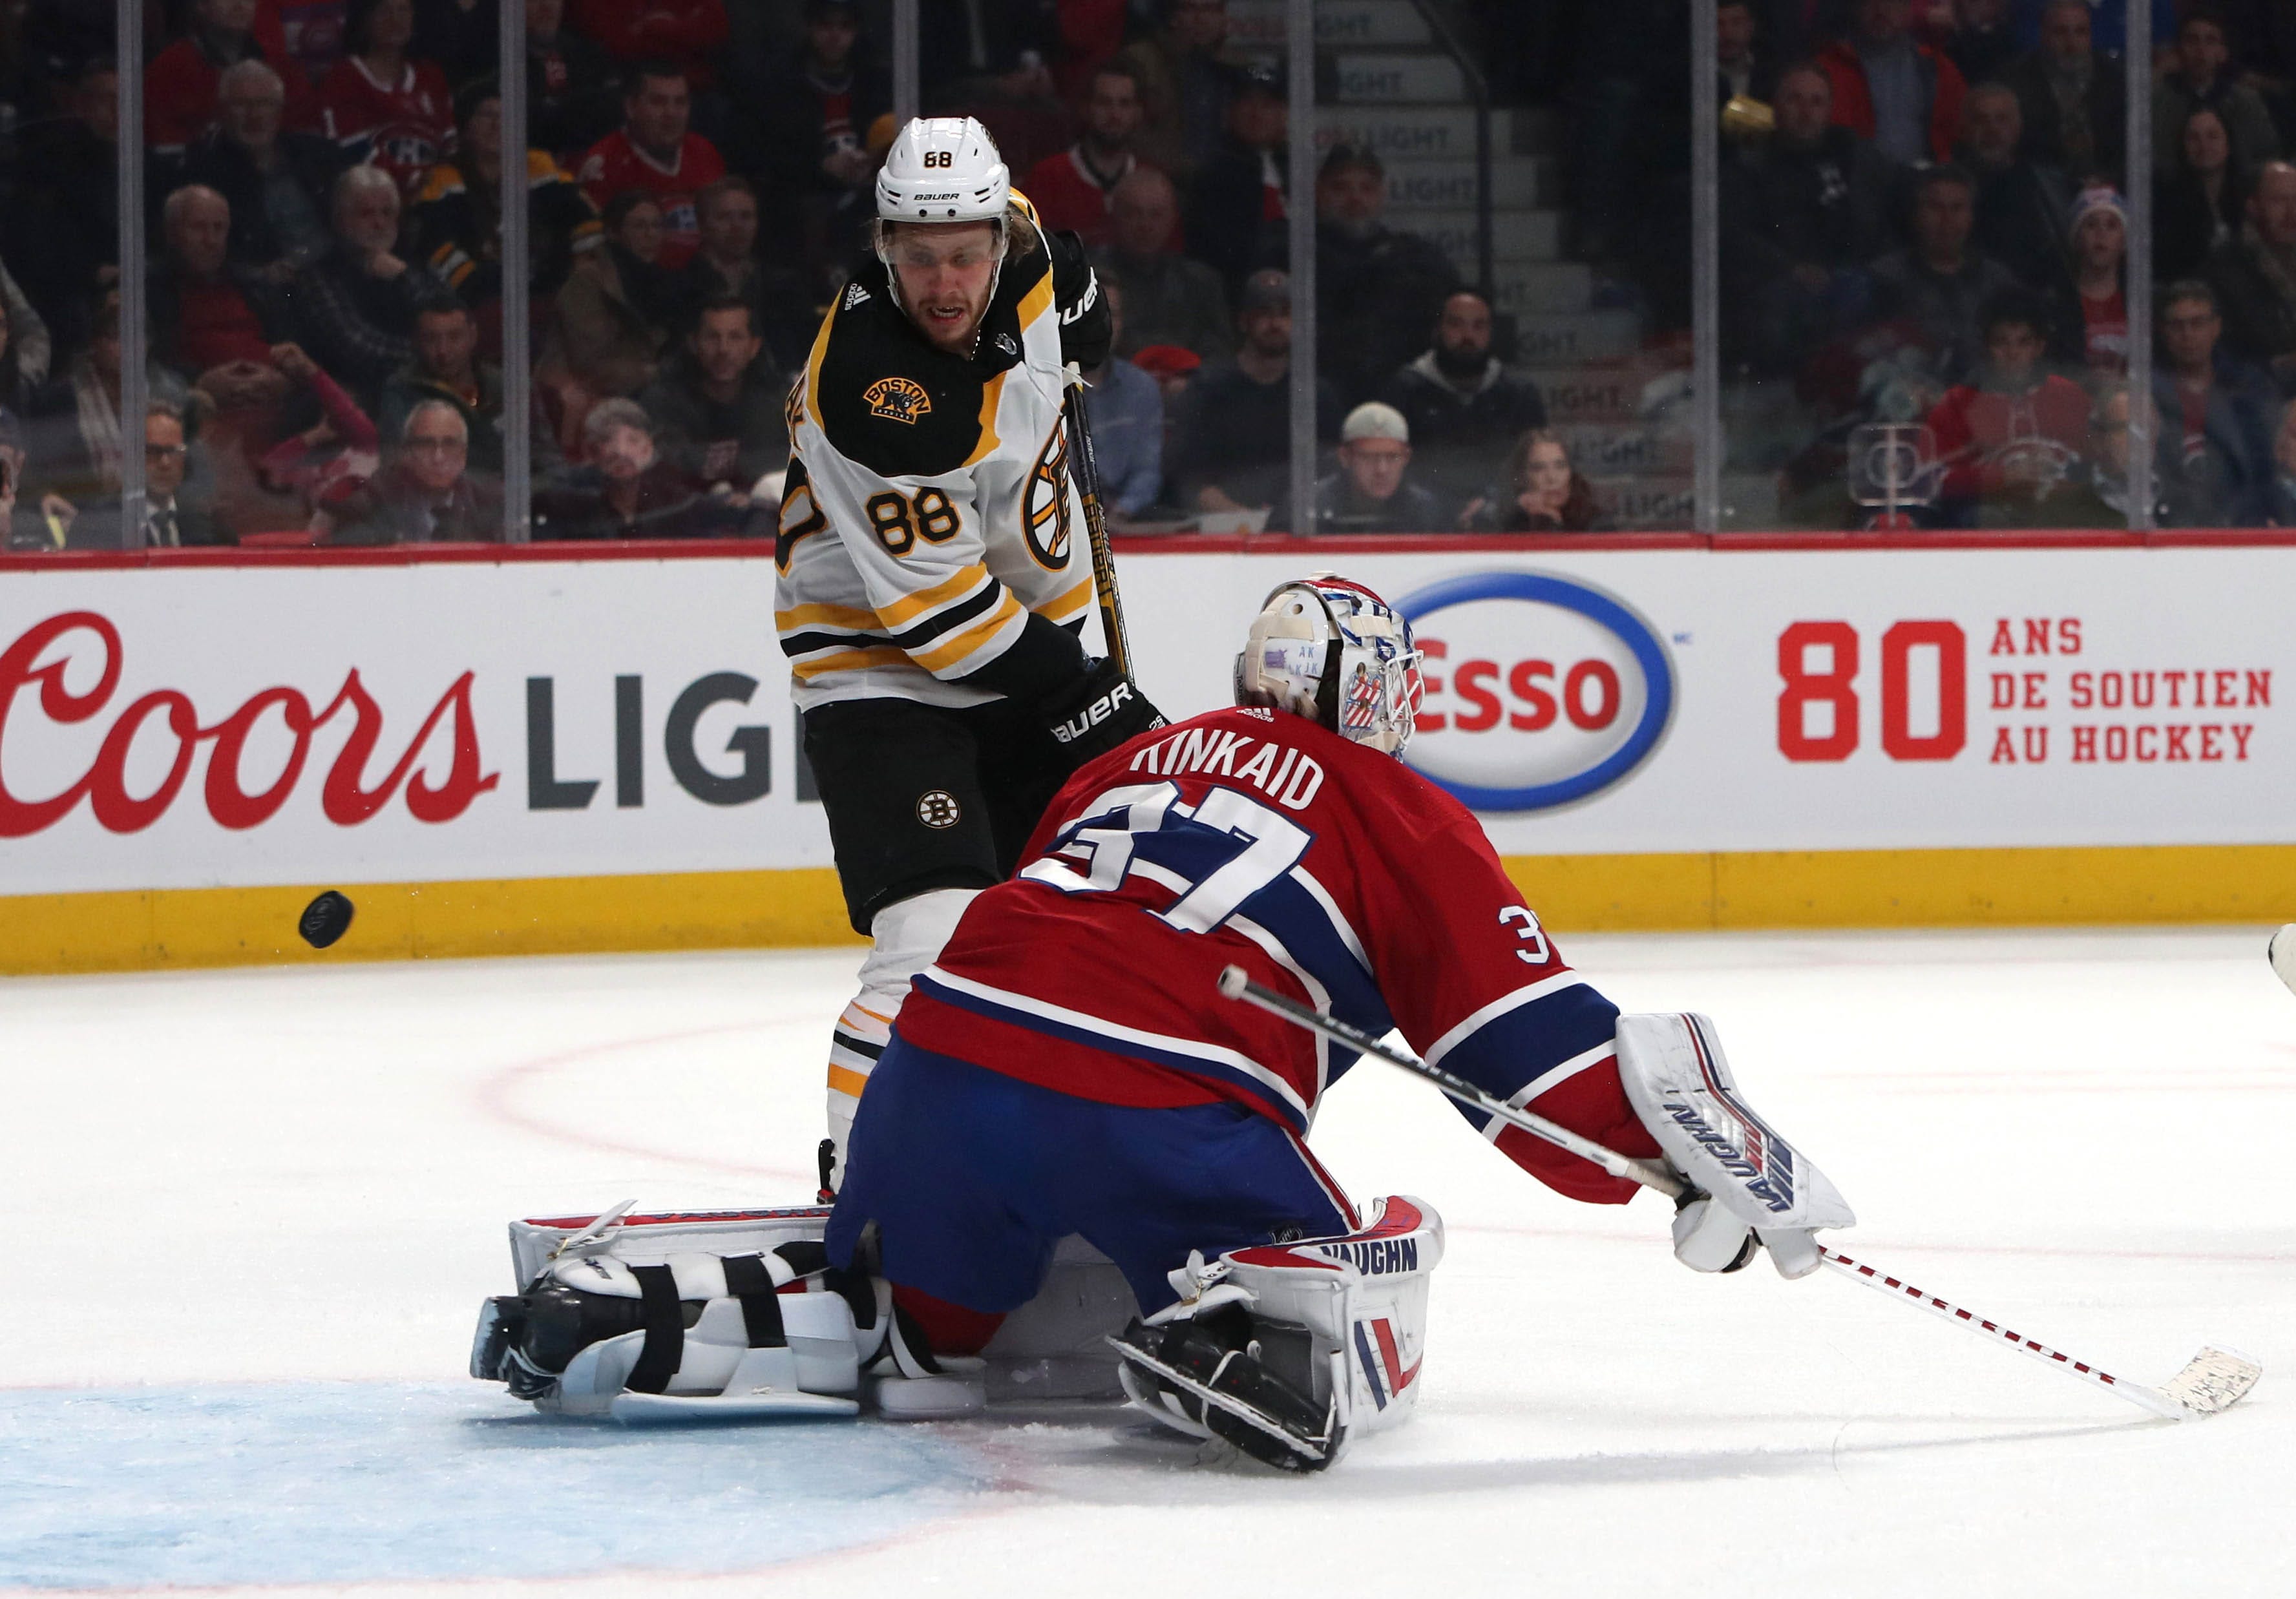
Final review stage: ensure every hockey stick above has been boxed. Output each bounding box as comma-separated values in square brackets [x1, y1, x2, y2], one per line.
[1062, 371, 1133, 678]
[1215, 966, 2261, 1421]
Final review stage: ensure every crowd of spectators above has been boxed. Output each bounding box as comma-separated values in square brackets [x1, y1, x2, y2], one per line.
[14, 1, 2296, 546]
[1700, 0, 2296, 528]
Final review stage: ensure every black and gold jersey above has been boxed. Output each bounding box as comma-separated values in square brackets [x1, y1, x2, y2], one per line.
[777, 204, 1113, 711]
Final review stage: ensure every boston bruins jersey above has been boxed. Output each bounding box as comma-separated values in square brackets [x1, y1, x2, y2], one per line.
[777, 208, 1112, 712]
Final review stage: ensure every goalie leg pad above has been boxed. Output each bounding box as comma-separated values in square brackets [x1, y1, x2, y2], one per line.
[1616, 1012, 1855, 1278]
[474, 1208, 883, 1421]
[1110, 1197, 1443, 1470]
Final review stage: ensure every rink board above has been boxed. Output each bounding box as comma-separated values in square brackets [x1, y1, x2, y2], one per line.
[3, 540, 2293, 972]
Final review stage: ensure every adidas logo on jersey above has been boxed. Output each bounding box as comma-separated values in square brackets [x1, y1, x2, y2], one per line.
[843, 281, 870, 309]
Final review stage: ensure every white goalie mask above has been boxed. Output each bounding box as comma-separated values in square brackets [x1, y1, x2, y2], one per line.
[1233, 576, 1424, 756]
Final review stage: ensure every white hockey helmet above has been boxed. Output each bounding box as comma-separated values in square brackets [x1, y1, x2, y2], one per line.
[1234, 575, 1424, 756]
[875, 116, 1011, 226]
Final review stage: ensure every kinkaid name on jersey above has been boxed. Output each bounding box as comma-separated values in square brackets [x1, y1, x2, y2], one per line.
[1126, 719, 1325, 811]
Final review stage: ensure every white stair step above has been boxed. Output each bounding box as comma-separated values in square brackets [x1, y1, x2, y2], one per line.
[1550, 424, 1692, 476]
[1589, 473, 1781, 528]
[1490, 259, 1593, 312]
[1524, 369, 1645, 424]
[1334, 51, 1466, 104]
[1590, 476, 1694, 528]
[1227, 0, 1431, 47]
[1316, 106, 1515, 160]
[1382, 155, 1553, 211]
[1399, 210, 1566, 266]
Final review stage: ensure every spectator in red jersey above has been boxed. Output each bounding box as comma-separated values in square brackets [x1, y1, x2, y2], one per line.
[1816, 0, 1968, 167]
[297, 163, 434, 402]
[569, 0, 728, 92]
[524, 0, 622, 160]
[1024, 63, 1166, 251]
[1923, 290, 2091, 525]
[148, 186, 299, 384]
[576, 63, 726, 270]
[147, 0, 319, 156]
[1184, 62, 1287, 297]
[175, 59, 355, 275]
[317, 0, 457, 198]
[2045, 185, 2129, 377]
[755, 0, 889, 297]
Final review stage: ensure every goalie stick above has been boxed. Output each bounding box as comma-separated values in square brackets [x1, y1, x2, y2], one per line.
[1214, 965, 2261, 1422]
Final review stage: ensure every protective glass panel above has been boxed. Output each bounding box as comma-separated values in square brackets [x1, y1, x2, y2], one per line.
[138, 0, 500, 547]
[1707, 0, 2212, 533]
[525, 0, 803, 541]
[1, 25, 123, 550]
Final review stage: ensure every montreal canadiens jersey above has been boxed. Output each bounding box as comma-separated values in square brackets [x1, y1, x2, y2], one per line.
[897, 705, 1663, 1205]
[776, 199, 1108, 713]
[317, 56, 456, 194]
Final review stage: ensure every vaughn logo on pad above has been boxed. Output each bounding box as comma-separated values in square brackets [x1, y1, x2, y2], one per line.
[1398, 572, 1674, 813]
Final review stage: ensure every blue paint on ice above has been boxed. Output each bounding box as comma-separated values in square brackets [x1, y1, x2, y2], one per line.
[0, 1383, 989, 1590]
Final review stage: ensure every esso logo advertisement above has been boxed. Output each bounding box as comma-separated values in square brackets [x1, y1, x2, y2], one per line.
[1398, 572, 1674, 812]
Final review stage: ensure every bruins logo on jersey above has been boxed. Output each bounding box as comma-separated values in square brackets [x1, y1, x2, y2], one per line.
[863, 376, 932, 424]
[1022, 424, 1073, 570]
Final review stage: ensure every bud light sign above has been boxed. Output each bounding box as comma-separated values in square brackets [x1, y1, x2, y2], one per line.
[1398, 572, 1674, 811]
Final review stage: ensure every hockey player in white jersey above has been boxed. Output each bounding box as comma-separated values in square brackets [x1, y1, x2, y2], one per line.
[778, 116, 1164, 1182]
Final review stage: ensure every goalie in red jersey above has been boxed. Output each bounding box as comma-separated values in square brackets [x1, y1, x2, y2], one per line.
[475, 576, 1844, 1468]
[819, 575, 1822, 1467]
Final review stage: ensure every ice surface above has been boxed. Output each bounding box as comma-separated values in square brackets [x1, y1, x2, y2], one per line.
[5, 930, 2293, 1596]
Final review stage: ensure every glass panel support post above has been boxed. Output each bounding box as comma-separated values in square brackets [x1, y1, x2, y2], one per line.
[500, 0, 531, 540]
[115, 0, 146, 543]
[2124, 0, 2154, 531]
[1286, 0, 1318, 536]
[1691, 0, 1720, 534]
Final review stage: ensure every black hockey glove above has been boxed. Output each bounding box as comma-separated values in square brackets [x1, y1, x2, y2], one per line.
[1041, 656, 1165, 766]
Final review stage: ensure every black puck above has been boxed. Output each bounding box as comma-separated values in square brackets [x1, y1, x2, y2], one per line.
[298, 890, 355, 949]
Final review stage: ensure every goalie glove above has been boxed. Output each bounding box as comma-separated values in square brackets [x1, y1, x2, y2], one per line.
[1615, 1012, 1855, 1279]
